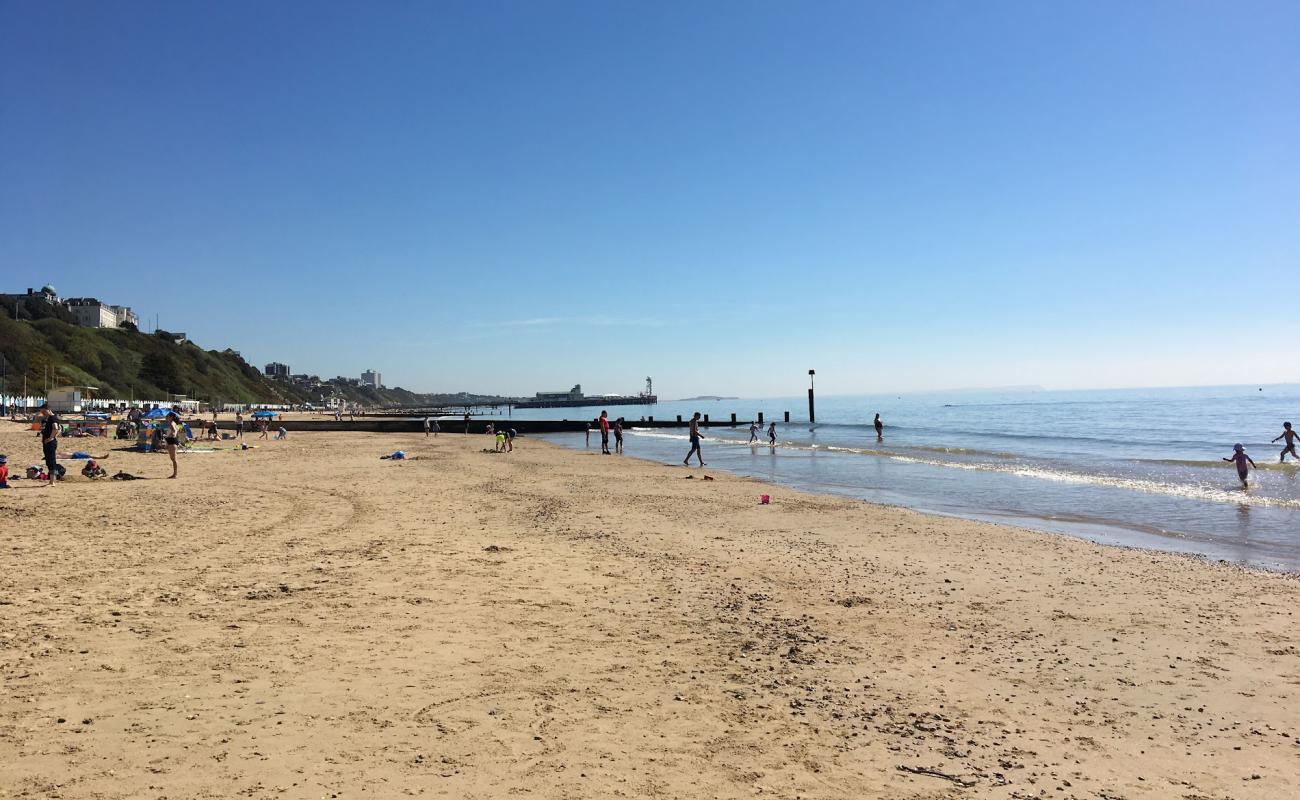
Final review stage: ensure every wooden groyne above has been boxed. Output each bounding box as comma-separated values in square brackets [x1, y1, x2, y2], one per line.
[212, 415, 772, 435]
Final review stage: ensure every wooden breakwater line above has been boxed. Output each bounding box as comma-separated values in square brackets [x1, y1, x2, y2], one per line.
[213, 412, 794, 435]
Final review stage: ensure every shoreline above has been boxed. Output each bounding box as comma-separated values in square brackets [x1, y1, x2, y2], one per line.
[545, 430, 1300, 575]
[2, 428, 1299, 798]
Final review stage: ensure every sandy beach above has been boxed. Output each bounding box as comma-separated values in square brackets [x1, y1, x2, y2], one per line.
[1, 424, 1298, 799]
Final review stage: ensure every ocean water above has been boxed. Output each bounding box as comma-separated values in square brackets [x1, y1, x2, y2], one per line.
[486, 386, 1300, 571]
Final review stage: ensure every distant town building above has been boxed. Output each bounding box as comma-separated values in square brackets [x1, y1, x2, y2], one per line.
[1, 286, 61, 318]
[361, 369, 382, 389]
[535, 384, 584, 401]
[264, 362, 291, 379]
[61, 297, 139, 329]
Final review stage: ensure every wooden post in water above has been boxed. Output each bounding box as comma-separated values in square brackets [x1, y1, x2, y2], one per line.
[704, 414, 710, 423]
[676, 415, 682, 423]
[758, 412, 764, 424]
[648, 416, 653, 422]
[730, 412, 736, 424]
[807, 369, 816, 424]
[784, 411, 790, 422]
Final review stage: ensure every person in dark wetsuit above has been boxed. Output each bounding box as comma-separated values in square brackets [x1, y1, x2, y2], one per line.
[38, 406, 60, 487]
[874, 413, 884, 441]
[614, 418, 624, 454]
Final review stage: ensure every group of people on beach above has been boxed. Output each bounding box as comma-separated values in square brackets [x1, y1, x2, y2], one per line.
[587, 411, 624, 455]
[1226, 422, 1300, 488]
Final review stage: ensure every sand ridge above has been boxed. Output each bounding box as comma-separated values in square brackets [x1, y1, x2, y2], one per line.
[1, 424, 1298, 799]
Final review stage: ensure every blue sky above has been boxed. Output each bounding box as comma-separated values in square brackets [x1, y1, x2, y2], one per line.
[2, 1, 1297, 398]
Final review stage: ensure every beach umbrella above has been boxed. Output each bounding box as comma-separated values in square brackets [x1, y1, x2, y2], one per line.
[252, 410, 279, 419]
[142, 407, 173, 419]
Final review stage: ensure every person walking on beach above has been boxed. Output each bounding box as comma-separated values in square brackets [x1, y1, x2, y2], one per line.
[1272, 422, 1298, 463]
[164, 412, 181, 479]
[683, 412, 705, 466]
[585, 422, 591, 447]
[614, 417, 624, 454]
[424, 416, 432, 438]
[768, 421, 777, 446]
[749, 421, 759, 443]
[599, 410, 611, 455]
[37, 405, 59, 487]
[463, 412, 471, 434]
[874, 413, 884, 441]
[1224, 444, 1257, 488]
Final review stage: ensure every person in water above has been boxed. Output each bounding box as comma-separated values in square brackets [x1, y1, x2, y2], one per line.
[614, 418, 624, 454]
[1272, 422, 1298, 463]
[768, 421, 777, 445]
[1223, 443, 1257, 488]
[683, 412, 705, 466]
[874, 413, 884, 441]
[749, 422, 759, 443]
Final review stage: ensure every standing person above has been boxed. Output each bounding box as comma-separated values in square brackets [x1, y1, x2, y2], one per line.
[598, 410, 611, 455]
[1223, 444, 1257, 489]
[1272, 422, 1299, 463]
[683, 412, 705, 466]
[749, 421, 759, 443]
[585, 422, 591, 447]
[507, 428, 516, 452]
[164, 412, 181, 479]
[235, 411, 245, 439]
[259, 418, 270, 439]
[431, 418, 439, 437]
[874, 413, 884, 441]
[38, 405, 59, 487]
[464, 412, 471, 434]
[768, 421, 777, 445]
[614, 417, 624, 454]
[424, 416, 432, 438]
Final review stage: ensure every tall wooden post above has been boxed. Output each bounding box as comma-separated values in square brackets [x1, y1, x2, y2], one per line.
[807, 369, 816, 424]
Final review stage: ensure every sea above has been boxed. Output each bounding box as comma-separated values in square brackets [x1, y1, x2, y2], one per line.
[482, 385, 1300, 572]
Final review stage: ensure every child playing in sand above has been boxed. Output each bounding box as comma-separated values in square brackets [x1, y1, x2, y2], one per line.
[1223, 444, 1257, 488]
[1272, 422, 1298, 463]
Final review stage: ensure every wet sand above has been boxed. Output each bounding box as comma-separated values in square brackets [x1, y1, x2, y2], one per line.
[1, 425, 1298, 799]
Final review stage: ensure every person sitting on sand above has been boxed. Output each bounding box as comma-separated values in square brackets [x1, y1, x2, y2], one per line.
[1224, 443, 1257, 488]
[0, 455, 9, 488]
[1272, 422, 1298, 463]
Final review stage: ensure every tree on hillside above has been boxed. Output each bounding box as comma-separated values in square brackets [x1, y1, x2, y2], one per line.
[140, 351, 181, 394]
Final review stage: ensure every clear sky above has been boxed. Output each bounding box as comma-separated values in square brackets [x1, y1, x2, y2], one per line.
[2, 1, 1297, 398]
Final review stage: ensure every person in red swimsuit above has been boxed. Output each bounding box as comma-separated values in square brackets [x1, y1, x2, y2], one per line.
[598, 410, 611, 455]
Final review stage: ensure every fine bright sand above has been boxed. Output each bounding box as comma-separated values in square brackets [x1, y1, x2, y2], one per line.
[1, 424, 1298, 799]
